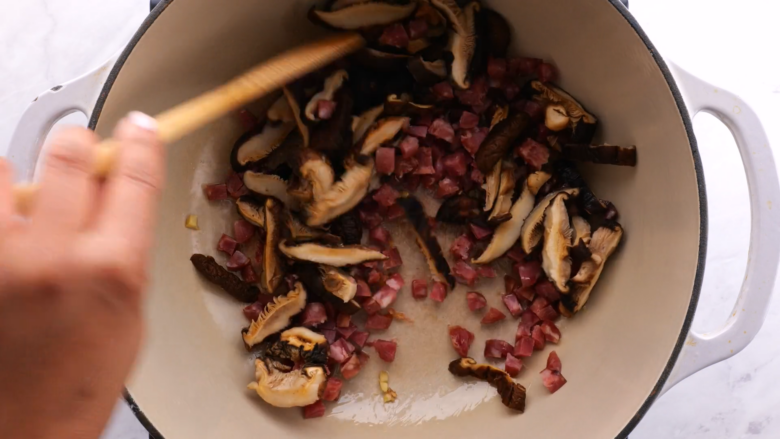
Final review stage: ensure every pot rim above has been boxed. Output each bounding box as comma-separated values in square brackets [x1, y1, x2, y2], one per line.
[94, 1, 707, 437]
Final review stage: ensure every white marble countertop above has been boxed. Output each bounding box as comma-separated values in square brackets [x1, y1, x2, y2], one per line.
[2, 0, 780, 438]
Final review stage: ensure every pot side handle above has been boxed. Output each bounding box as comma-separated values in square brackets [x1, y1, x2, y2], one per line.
[661, 63, 780, 395]
[5, 53, 119, 183]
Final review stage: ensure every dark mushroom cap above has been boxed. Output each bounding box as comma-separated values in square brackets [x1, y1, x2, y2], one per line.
[190, 254, 259, 303]
[475, 112, 531, 174]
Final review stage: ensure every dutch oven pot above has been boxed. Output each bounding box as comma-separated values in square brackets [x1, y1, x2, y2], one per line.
[7, 0, 780, 437]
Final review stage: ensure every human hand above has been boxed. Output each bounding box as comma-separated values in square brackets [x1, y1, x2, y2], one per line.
[0, 113, 165, 439]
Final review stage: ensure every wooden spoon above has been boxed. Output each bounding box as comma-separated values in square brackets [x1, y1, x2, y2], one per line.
[12, 32, 365, 216]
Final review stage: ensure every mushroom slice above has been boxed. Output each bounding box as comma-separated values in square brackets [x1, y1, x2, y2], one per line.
[248, 360, 326, 408]
[490, 104, 509, 130]
[243, 282, 307, 347]
[330, 0, 368, 11]
[384, 95, 436, 118]
[571, 216, 592, 246]
[190, 254, 259, 303]
[305, 70, 349, 121]
[473, 184, 535, 264]
[542, 192, 575, 292]
[526, 171, 551, 196]
[243, 171, 300, 211]
[519, 188, 580, 253]
[230, 121, 296, 171]
[483, 161, 502, 212]
[280, 327, 328, 351]
[279, 240, 387, 267]
[475, 112, 532, 174]
[285, 211, 341, 244]
[305, 157, 374, 226]
[561, 224, 623, 316]
[295, 263, 362, 315]
[352, 104, 385, 145]
[545, 104, 570, 132]
[309, 2, 417, 30]
[407, 57, 448, 86]
[487, 162, 516, 224]
[561, 144, 637, 167]
[261, 198, 286, 294]
[298, 149, 335, 200]
[283, 86, 310, 147]
[448, 357, 526, 412]
[267, 95, 295, 123]
[531, 81, 598, 124]
[236, 196, 266, 228]
[398, 196, 456, 288]
[359, 117, 410, 155]
[321, 266, 358, 303]
[431, 0, 479, 89]
[555, 161, 606, 215]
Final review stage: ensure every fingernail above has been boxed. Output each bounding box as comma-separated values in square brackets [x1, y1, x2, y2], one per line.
[127, 111, 158, 132]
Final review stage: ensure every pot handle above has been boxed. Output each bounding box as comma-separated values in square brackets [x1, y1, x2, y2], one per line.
[5, 53, 119, 183]
[661, 63, 780, 394]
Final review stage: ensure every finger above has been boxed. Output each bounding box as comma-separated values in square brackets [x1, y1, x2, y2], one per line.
[0, 158, 12, 229]
[96, 112, 165, 257]
[31, 127, 99, 232]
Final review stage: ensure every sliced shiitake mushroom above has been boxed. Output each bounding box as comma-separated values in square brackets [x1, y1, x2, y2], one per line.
[490, 104, 509, 130]
[561, 224, 623, 316]
[305, 69, 349, 121]
[571, 216, 592, 246]
[483, 161, 502, 212]
[279, 240, 387, 267]
[243, 171, 300, 211]
[532, 81, 598, 125]
[243, 282, 307, 347]
[561, 144, 637, 167]
[295, 263, 362, 315]
[261, 198, 286, 294]
[473, 180, 535, 264]
[305, 157, 374, 226]
[384, 94, 436, 118]
[248, 359, 326, 408]
[555, 161, 606, 215]
[527, 171, 551, 196]
[190, 254, 259, 303]
[230, 121, 296, 172]
[285, 210, 341, 244]
[407, 57, 448, 86]
[487, 161, 516, 224]
[236, 196, 266, 228]
[321, 265, 358, 303]
[542, 191, 575, 292]
[267, 94, 296, 123]
[545, 104, 570, 132]
[352, 104, 385, 145]
[431, 0, 479, 89]
[519, 188, 580, 253]
[475, 112, 531, 174]
[298, 149, 335, 200]
[358, 117, 410, 155]
[448, 357, 526, 412]
[309, 1, 417, 30]
[398, 196, 456, 288]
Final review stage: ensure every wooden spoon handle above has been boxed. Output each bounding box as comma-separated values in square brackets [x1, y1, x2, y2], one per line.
[12, 32, 365, 215]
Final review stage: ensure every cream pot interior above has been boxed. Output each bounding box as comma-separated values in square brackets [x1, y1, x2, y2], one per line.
[91, 0, 702, 437]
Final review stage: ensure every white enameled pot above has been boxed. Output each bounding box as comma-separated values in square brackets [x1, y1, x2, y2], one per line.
[7, 0, 780, 437]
